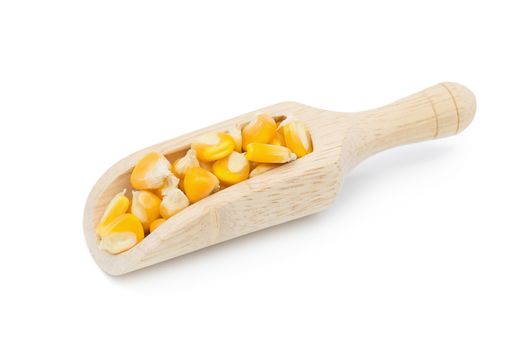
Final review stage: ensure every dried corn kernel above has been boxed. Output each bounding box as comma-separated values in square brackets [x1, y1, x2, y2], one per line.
[131, 190, 161, 230]
[99, 233, 137, 254]
[279, 117, 313, 157]
[183, 167, 220, 203]
[212, 151, 250, 185]
[153, 173, 180, 197]
[159, 174, 189, 218]
[245, 143, 297, 163]
[98, 213, 144, 239]
[160, 189, 189, 218]
[159, 173, 180, 195]
[96, 189, 129, 237]
[149, 218, 166, 232]
[249, 163, 278, 178]
[242, 114, 277, 150]
[191, 132, 235, 162]
[173, 149, 200, 178]
[98, 213, 144, 254]
[226, 125, 242, 152]
[269, 132, 285, 146]
[130, 152, 172, 190]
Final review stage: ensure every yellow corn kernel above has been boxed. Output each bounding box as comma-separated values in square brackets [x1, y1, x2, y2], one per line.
[159, 173, 180, 194]
[153, 172, 180, 197]
[245, 143, 297, 163]
[191, 132, 235, 162]
[131, 190, 161, 230]
[241, 114, 277, 150]
[226, 125, 243, 152]
[149, 218, 166, 232]
[130, 152, 172, 190]
[159, 174, 189, 218]
[249, 163, 279, 178]
[160, 189, 189, 218]
[279, 117, 313, 157]
[173, 149, 200, 178]
[98, 213, 144, 254]
[212, 151, 250, 185]
[95, 189, 129, 237]
[269, 131, 285, 146]
[183, 167, 220, 203]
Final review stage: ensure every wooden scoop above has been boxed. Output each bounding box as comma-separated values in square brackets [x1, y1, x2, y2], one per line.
[84, 82, 476, 275]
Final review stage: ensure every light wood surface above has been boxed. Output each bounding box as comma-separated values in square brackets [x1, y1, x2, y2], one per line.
[83, 82, 476, 275]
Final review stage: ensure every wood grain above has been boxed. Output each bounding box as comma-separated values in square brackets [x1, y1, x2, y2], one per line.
[83, 82, 476, 275]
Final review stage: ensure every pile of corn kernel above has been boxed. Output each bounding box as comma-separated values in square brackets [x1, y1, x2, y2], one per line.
[95, 114, 313, 254]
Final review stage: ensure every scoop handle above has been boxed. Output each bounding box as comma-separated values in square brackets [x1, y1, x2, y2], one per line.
[347, 82, 476, 165]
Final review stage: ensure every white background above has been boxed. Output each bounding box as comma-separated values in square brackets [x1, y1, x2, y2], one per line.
[0, 1, 523, 349]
